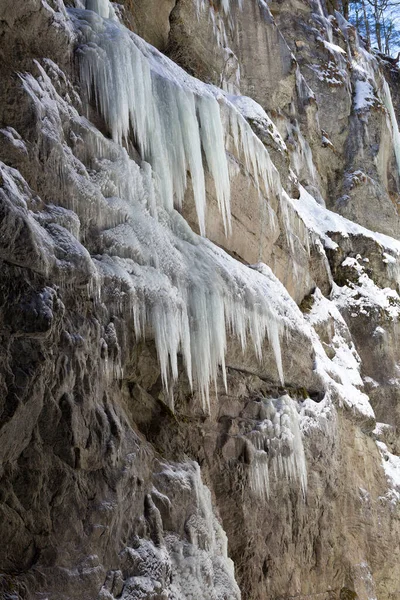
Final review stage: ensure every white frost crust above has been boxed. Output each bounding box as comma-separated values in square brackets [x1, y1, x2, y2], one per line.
[156, 462, 241, 600]
[306, 289, 375, 420]
[332, 257, 400, 320]
[293, 185, 400, 258]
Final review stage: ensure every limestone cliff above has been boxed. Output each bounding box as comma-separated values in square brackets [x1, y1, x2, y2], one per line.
[1, 1, 400, 599]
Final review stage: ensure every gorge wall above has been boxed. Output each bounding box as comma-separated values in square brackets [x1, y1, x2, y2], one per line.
[1, 0, 400, 599]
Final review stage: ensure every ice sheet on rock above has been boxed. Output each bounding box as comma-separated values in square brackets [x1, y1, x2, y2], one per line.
[295, 65, 316, 104]
[0, 161, 96, 283]
[0, 127, 28, 154]
[194, 0, 241, 19]
[70, 3, 287, 239]
[287, 122, 317, 186]
[279, 190, 312, 261]
[155, 462, 241, 600]
[382, 79, 400, 177]
[194, 0, 238, 54]
[84, 0, 116, 19]
[227, 95, 287, 153]
[313, 0, 334, 44]
[349, 29, 400, 179]
[312, 0, 349, 80]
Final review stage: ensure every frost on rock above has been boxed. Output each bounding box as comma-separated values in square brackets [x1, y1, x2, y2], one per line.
[306, 289, 375, 421]
[227, 94, 287, 153]
[293, 185, 400, 257]
[99, 462, 241, 600]
[287, 122, 317, 187]
[246, 395, 307, 498]
[0, 160, 95, 283]
[332, 256, 400, 321]
[348, 34, 400, 179]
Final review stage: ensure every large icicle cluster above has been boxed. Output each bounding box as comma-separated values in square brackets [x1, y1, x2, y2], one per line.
[11, 0, 314, 414]
[51, 0, 307, 407]
[247, 395, 307, 498]
[70, 2, 283, 237]
[72, 6, 231, 235]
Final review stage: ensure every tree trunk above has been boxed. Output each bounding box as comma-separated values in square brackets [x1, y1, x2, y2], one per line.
[374, 5, 382, 50]
[362, 0, 371, 48]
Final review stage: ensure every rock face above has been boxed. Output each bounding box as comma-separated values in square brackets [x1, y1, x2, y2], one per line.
[1, 1, 400, 600]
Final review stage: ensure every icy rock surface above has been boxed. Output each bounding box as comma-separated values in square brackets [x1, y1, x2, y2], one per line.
[2, 0, 400, 599]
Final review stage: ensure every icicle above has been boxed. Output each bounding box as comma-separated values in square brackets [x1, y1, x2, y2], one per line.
[197, 94, 231, 234]
[73, 9, 236, 235]
[248, 451, 270, 497]
[314, 0, 333, 44]
[288, 121, 317, 186]
[381, 79, 400, 178]
[247, 395, 307, 498]
[85, 0, 115, 19]
[295, 65, 315, 104]
[72, 1, 300, 243]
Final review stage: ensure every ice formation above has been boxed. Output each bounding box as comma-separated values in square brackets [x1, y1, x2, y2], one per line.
[314, 0, 334, 44]
[306, 288, 376, 420]
[19, 0, 315, 412]
[347, 25, 400, 177]
[293, 185, 400, 256]
[288, 121, 317, 186]
[382, 79, 400, 177]
[156, 462, 241, 600]
[246, 395, 307, 498]
[72, 2, 286, 239]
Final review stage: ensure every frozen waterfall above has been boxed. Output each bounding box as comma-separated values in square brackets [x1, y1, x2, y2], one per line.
[247, 395, 307, 498]
[59, 0, 311, 409]
[382, 79, 400, 178]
